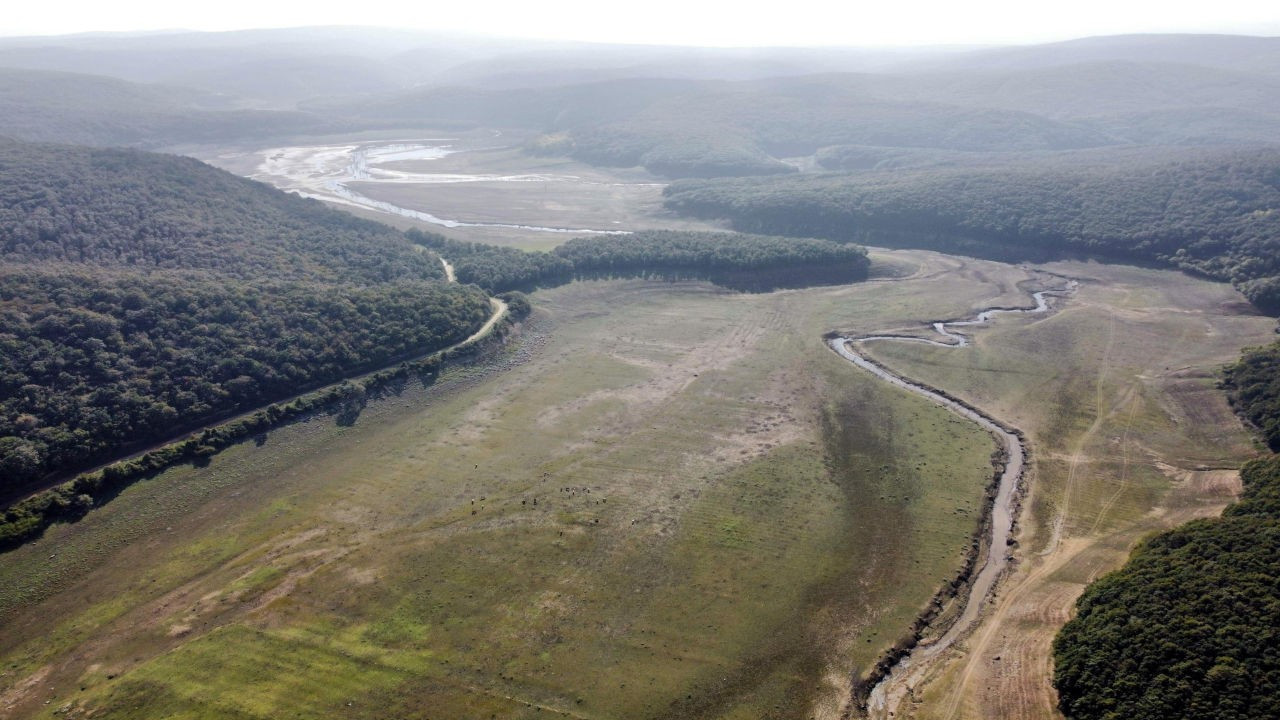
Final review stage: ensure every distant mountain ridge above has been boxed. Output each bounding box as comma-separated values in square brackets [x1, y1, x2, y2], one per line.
[899, 33, 1280, 76]
[2, 29, 1280, 176]
[0, 67, 326, 146]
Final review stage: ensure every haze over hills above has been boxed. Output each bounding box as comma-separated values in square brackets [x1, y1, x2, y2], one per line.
[0, 67, 328, 146]
[3, 28, 1279, 175]
[0, 27, 959, 98]
[6, 28, 1278, 88]
[0, 27, 450, 104]
[899, 33, 1280, 76]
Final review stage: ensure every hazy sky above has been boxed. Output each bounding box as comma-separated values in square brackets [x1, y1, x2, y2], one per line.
[5, 0, 1280, 45]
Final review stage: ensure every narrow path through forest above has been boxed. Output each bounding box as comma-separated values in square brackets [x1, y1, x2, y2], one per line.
[8, 250, 506, 509]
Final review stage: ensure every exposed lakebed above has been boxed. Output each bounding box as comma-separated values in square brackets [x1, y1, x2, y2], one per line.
[249, 138, 642, 235]
[830, 277, 1078, 717]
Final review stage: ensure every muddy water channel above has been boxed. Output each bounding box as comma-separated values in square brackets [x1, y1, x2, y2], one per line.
[829, 279, 1077, 718]
[251, 139, 632, 234]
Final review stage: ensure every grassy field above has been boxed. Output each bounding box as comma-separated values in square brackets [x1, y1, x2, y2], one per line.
[0, 252, 1269, 720]
[0, 253, 1010, 720]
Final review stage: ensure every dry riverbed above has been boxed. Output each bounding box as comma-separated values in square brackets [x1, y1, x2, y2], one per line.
[201, 132, 720, 249]
[0, 252, 1269, 720]
[854, 260, 1273, 720]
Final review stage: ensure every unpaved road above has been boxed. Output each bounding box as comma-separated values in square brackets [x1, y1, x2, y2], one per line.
[464, 297, 509, 346]
[7, 252, 506, 509]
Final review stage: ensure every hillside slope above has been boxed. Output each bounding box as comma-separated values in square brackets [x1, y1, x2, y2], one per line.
[664, 149, 1280, 312]
[0, 141, 491, 499]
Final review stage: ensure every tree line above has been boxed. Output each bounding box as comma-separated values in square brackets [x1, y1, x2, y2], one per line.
[408, 228, 871, 294]
[1223, 343, 1280, 453]
[0, 290, 531, 551]
[662, 149, 1280, 314]
[0, 269, 490, 499]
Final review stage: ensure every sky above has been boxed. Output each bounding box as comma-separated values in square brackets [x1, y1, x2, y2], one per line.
[4, 0, 1280, 46]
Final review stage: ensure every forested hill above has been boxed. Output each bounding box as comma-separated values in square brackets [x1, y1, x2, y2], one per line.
[0, 68, 324, 148]
[0, 140, 444, 284]
[0, 141, 492, 501]
[312, 45, 1280, 179]
[315, 76, 1119, 178]
[663, 150, 1280, 314]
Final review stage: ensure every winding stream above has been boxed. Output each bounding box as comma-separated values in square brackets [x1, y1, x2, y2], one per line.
[829, 278, 1077, 718]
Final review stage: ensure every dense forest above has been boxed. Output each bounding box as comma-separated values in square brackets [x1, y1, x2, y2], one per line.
[0, 138, 874, 506]
[0, 270, 489, 498]
[0, 140, 445, 284]
[408, 231, 575, 292]
[554, 230, 870, 289]
[0, 139, 872, 504]
[0, 141, 492, 501]
[662, 150, 1280, 313]
[1223, 343, 1280, 452]
[560, 90, 1112, 178]
[1053, 454, 1280, 720]
[408, 229, 871, 293]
